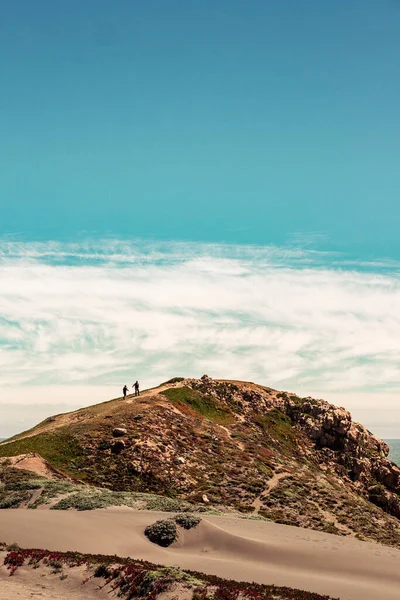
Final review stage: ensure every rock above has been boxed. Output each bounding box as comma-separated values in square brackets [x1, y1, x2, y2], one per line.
[112, 428, 127, 437]
[111, 440, 125, 454]
[350, 458, 367, 480]
[176, 456, 186, 464]
[202, 494, 210, 503]
[372, 459, 400, 490]
[368, 485, 400, 518]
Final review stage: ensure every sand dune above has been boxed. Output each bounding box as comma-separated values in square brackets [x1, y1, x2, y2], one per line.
[1, 508, 400, 600]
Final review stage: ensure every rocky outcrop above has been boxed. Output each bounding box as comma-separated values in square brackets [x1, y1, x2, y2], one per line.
[187, 377, 400, 518]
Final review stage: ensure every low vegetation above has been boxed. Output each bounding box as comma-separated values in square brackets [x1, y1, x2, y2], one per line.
[174, 513, 201, 530]
[161, 386, 235, 424]
[0, 543, 339, 599]
[144, 518, 179, 547]
[0, 431, 85, 479]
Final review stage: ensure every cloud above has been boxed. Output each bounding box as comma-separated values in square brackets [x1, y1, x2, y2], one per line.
[1, 238, 400, 436]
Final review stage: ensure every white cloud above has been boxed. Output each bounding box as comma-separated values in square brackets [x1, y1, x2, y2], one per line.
[1, 238, 400, 437]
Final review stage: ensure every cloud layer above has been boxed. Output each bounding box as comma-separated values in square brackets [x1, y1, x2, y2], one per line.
[1, 238, 400, 436]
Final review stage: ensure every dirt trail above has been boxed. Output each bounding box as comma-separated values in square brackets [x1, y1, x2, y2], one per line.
[0, 382, 182, 446]
[252, 472, 290, 513]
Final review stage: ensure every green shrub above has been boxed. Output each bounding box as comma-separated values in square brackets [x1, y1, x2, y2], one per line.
[144, 519, 178, 547]
[0, 490, 29, 508]
[51, 489, 134, 511]
[6, 543, 20, 551]
[94, 564, 113, 578]
[52, 492, 105, 511]
[5, 481, 43, 491]
[49, 559, 63, 573]
[174, 513, 201, 530]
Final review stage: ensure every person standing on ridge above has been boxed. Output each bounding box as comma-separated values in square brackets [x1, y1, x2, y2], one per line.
[133, 381, 140, 396]
[123, 385, 128, 399]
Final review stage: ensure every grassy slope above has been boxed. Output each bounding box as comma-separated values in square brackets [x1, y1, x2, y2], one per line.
[0, 430, 86, 479]
[161, 386, 235, 424]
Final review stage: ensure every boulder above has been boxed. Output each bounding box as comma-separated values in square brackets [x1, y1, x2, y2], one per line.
[111, 440, 126, 454]
[112, 428, 127, 437]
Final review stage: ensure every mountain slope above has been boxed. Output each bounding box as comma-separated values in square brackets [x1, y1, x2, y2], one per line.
[1, 376, 400, 547]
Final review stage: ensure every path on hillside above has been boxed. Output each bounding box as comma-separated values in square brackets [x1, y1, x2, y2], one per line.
[0, 509, 399, 600]
[251, 471, 290, 512]
[0, 382, 184, 446]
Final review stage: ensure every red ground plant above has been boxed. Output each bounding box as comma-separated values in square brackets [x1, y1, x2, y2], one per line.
[0, 543, 338, 600]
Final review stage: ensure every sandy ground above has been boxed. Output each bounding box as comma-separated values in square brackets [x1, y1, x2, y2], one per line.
[0, 560, 111, 600]
[0, 509, 400, 600]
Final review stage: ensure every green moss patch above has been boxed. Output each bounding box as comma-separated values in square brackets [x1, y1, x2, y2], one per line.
[162, 387, 234, 424]
[255, 409, 299, 454]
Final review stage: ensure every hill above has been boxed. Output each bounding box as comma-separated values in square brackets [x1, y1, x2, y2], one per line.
[1, 375, 400, 547]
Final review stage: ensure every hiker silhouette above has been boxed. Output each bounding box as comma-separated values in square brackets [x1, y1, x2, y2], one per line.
[133, 381, 140, 397]
[123, 385, 128, 399]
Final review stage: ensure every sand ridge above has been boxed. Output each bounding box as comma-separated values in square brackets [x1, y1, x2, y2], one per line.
[0, 508, 400, 600]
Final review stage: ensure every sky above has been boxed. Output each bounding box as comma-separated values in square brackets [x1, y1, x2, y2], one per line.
[1, 1, 400, 439]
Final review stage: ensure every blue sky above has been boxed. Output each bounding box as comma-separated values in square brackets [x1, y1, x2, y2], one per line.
[1, 1, 400, 254]
[1, 2, 400, 438]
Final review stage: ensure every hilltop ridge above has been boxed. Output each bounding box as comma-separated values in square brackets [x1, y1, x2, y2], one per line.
[1, 375, 400, 547]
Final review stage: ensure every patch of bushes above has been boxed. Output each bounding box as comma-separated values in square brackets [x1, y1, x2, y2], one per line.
[5, 481, 43, 491]
[0, 467, 44, 486]
[144, 519, 178, 547]
[48, 559, 63, 574]
[52, 492, 106, 511]
[0, 490, 29, 508]
[145, 495, 192, 512]
[29, 481, 78, 508]
[51, 490, 136, 511]
[174, 513, 201, 530]
[164, 377, 185, 384]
